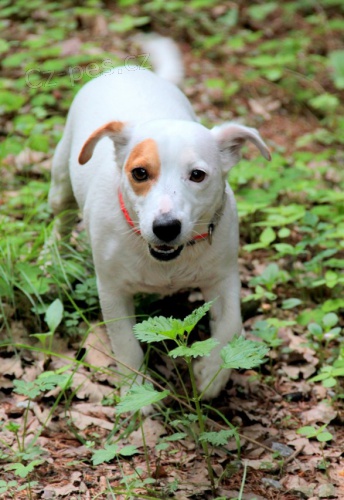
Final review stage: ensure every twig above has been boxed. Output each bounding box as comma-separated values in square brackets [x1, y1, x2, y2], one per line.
[283, 445, 304, 466]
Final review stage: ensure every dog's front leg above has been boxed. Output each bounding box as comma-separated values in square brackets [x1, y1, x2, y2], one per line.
[194, 272, 243, 400]
[97, 282, 145, 392]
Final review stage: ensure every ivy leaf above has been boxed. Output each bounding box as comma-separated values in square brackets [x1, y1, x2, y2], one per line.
[221, 336, 269, 370]
[116, 384, 169, 414]
[169, 338, 219, 359]
[199, 429, 238, 446]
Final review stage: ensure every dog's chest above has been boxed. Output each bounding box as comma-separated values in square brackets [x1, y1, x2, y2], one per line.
[127, 249, 216, 295]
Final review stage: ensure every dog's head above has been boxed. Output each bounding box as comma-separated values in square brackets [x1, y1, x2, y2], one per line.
[79, 119, 270, 261]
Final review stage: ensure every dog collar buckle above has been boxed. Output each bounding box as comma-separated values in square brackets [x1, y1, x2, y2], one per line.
[207, 223, 214, 245]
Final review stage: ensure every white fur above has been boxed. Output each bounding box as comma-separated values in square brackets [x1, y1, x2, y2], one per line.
[49, 39, 270, 406]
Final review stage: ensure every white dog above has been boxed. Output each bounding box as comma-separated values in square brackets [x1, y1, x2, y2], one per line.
[49, 37, 270, 401]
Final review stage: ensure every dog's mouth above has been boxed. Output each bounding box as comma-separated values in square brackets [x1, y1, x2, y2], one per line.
[149, 244, 184, 261]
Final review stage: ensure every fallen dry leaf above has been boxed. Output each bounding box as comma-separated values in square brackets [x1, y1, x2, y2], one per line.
[63, 410, 114, 431]
[129, 417, 166, 448]
[301, 402, 337, 425]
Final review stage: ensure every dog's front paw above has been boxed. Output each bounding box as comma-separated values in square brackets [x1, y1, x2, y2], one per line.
[193, 357, 231, 400]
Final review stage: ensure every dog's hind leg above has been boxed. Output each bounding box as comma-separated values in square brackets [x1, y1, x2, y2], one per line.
[49, 135, 78, 239]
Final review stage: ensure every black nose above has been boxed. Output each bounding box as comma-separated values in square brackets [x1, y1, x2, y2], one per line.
[153, 219, 181, 242]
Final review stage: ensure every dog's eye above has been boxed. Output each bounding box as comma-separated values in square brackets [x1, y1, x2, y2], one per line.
[132, 167, 149, 182]
[190, 169, 206, 183]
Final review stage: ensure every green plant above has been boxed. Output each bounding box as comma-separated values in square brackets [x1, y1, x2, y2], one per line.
[297, 423, 333, 443]
[310, 359, 344, 391]
[307, 312, 342, 348]
[251, 320, 283, 349]
[116, 301, 269, 493]
[30, 298, 64, 354]
[1, 0, 344, 496]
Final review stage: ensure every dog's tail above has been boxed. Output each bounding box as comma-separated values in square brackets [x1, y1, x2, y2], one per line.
[137, 34, 184, 86]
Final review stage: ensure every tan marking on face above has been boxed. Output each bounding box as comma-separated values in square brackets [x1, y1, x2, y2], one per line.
[125, 139, 160, 196]
[79, 121, 124, 165]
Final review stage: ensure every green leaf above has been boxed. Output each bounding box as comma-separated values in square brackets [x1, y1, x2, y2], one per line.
[322, 312, 338, 329]
[220, 336, 269, 370]
[322, 377, 337, 388]
[118, 445, 139, 457]
[277, 227, 291, 238]
[116, 384, 169, 414]
[199, 429, 238, 446]
[308, 322, 323, 337]
[328, 50, 344, 89]
[156, 442, 170, 452]
[27, 134, 50, 153]
[182, 300, 214, 334]
[30, 332, 53, 346]
[322, 299, 344, 312]
[169, 338, 219, 359]
[282, 298, 302, 309]
[45, 299, 64, 333]
[317, 431, 333, 442]
[247, 2, 277, 21]
[109, 14, 150, 33]
[274, 243, 298, 255]
[134, 301, 214, 343]
[0, 90, 25, 113]
[13, 380, 42, 399]
[297, 426, 316, 438]
[309, 93, 339, 113]
[164, 432, 188, 441]
[260, 226, 276, 245]
[13, 372, 69, 399]
[325, 270, 339, 288]
[92, 443, 119, 465]
[251, 321, 282, 348]
[134, 316, 183, 343]
[4, 461, 44, 478]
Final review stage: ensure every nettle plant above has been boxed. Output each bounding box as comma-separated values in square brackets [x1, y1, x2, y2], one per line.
[111, 301, 269, 491]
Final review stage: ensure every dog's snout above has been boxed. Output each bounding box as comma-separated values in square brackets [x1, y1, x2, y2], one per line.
[153, 219, 181, 242]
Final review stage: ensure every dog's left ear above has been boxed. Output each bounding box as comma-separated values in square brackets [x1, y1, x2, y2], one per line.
[211, 123, 271, 173]
[78, 121, 128, 165]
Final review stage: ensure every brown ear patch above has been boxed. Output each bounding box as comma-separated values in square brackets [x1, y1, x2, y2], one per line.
[78, 121, 125, 165]
[125, 139, 160, 196]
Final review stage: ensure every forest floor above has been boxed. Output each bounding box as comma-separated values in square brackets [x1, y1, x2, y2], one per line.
[0, 1, 344, 499]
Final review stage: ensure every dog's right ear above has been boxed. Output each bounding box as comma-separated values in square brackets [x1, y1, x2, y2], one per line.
[78, 121, 128, 165]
